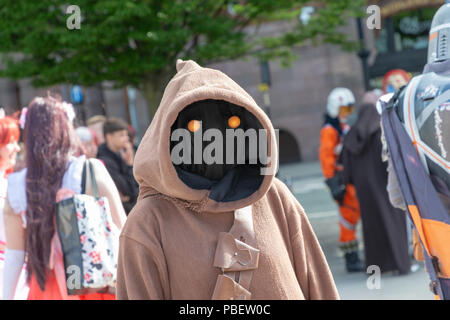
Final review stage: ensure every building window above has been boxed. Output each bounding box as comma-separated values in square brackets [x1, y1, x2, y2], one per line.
[376, 28, 389, 54]
[375, 8, 436, 53]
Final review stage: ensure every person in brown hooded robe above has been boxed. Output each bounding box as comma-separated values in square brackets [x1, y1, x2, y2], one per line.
[340, 103, 411, 275]
[116, 59, 339, 300]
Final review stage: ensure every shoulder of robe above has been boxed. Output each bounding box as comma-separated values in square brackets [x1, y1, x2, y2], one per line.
[121, 194, 177, 242]
[264, 178, 306, 218]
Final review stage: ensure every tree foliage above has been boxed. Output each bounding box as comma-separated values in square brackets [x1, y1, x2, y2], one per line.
[0, 0, 365, 115]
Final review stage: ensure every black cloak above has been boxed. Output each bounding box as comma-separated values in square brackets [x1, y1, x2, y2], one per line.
[341, 103, 411, 274]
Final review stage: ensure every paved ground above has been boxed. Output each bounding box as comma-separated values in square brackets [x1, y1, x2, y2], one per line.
[278, 161, 434, 300]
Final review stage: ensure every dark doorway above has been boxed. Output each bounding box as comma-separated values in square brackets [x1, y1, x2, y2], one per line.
[278, 129, 301, 164]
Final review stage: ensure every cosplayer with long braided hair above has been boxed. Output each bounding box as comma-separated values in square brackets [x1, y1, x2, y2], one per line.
[2, 96, 126, 300]
[25, 97, 79, 290]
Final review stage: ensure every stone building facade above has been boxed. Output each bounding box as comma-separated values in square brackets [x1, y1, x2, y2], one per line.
[208, 19, 369, 163]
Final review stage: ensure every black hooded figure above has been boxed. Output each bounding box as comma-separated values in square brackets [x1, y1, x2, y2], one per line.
[340, 103, 412, 274]
[170, 99, 267, 202]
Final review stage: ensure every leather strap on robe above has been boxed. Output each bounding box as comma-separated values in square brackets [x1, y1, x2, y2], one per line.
[211, 205, 260, 300]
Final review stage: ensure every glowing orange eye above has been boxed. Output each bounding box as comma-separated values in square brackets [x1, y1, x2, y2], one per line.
[228, 116, 240, 129]
[188, 120, 201, 132]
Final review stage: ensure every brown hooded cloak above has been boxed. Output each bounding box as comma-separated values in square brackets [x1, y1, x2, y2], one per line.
[116, 60, 339, 300]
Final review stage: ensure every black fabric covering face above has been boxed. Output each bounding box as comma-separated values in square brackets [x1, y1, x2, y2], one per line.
[170, 99, 267, 203]
[343, 103, 381, 155]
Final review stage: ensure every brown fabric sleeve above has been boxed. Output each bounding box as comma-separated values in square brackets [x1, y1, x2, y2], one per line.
[116, 234, 170, 300]
[290, 211, 340, 300]
[276, 180, 339, 300]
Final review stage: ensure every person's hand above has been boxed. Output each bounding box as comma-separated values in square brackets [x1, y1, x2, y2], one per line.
[120, 141, 134, 166]
[119, 192, 130, 203]
[325, 173, 346, 204]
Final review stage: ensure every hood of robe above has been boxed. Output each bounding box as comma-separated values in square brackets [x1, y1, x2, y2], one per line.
[343, 103, 381, 155]
[133, 59, 278, 213]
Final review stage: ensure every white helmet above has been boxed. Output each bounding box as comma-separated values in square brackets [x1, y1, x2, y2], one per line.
[326, 87, 355, 118]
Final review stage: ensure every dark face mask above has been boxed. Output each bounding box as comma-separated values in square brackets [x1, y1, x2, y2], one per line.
[170, 99, 264, 181]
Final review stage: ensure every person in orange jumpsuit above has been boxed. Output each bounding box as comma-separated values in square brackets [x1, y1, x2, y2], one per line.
[319, 87, 364, 272]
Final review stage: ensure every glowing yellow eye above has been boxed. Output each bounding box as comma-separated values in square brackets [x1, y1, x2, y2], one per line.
[228, 116, 240, 129]
[188, 120, 201, 132]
